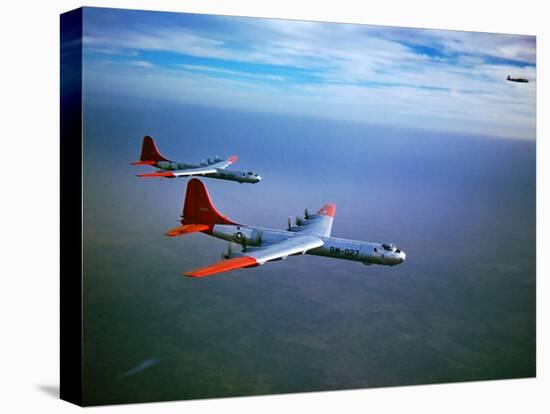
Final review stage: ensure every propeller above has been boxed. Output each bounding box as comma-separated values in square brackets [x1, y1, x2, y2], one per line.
[295, 216, 303, 226]
[200, 159, 206, 166]
[304, 208, 310, 219]
[287, 216, 293, 231]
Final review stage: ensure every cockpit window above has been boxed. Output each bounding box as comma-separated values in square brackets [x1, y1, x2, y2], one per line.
[382, 243, 397, 252]
[247, 172, 253, 175]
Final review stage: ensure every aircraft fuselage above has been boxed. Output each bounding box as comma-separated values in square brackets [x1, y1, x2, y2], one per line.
[211, 224, 406, 266]
[155, 161, 261, 183]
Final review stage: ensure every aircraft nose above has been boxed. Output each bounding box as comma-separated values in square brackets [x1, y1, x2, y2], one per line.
[256, 175, 262, 182]
[399, 251, 407, 263]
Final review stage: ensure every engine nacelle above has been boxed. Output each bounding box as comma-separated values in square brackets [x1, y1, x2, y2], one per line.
[213, 225, 263, 246]
[157, 161, 178, 170]
[232, 227, 263, 246]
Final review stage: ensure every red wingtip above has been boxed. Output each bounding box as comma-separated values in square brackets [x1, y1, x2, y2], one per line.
[316, 203, 336, 217]
[184, 256, 258, 278]
[228, 155, 238, 164]
[137, 172, 175, 178]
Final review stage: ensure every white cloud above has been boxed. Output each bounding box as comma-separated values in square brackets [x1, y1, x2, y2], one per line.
[83, 13, 536, 140]
[129, 60, 154, 68]
[179, 64, 287, 82]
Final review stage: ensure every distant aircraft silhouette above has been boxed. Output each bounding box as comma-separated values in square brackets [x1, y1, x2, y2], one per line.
[507, 75, 529, 83]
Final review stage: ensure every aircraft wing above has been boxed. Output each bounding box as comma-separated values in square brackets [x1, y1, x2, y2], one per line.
[245, 235, 324, 264]
[185, 235, 324, 278]
[291, 204, 336, 237]
[137, 167, 218, 178]
[208, 155, 238, 170]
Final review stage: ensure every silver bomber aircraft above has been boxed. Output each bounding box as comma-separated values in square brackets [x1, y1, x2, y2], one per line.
[166, 179, 406, 277]
[131, 136, 261, 183]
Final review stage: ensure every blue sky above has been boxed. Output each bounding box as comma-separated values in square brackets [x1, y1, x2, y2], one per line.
[82, 7, 536, 140]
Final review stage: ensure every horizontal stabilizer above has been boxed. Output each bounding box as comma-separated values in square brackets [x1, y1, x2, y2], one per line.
[130, 160, 156, 166]
[138, 172, 176, 178]
[164, 224, 209, 237]
[185, 256, 258, 278]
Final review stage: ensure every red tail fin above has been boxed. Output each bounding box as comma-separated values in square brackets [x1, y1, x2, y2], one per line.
[133, 136, 170, 164]
[181, 179, 237, 227]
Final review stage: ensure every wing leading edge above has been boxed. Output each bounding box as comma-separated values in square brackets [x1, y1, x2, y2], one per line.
[185, 235, 324, 278]
[137, 167, 218, 178]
